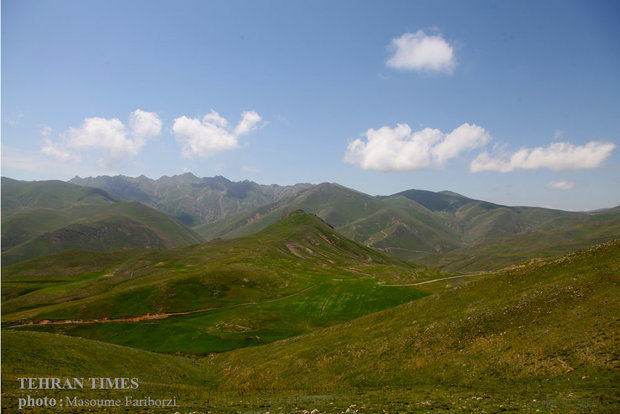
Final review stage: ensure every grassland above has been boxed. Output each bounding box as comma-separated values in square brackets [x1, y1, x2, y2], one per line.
[3, 211, 440, 355]
[2, 239, 618, 412]
[201, 238, 619, 391]
[15, 279, 428, 354]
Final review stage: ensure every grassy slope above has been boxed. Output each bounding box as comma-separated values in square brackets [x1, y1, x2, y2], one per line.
[1, 178, 204, 265]
[1, 330, 205, 383]
[1, 331, 212, 413]
[1, 177, 120, 214]
[203, 240, 619, 398]
[194, 182, 388, 239]
[420, 209, 620, 272]
[2, 240, 617, 412]
[3, 211, 440, 354]
[196, 183, 462, 258]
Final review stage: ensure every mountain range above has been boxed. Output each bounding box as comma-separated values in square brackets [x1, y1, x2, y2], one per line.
[2, 209, 617, 411]
[1, 174, 618, 411]
[66, 173, 620, 271]
[69, 173, 312, 226]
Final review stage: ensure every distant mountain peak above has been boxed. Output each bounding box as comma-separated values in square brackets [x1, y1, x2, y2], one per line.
[69, 173, 314, 227]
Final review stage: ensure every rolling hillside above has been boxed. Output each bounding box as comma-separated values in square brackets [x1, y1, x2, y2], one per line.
[198, 238, 620, 410]
[3, 211, 441, 354]
[3, 239, 617, 412]
[195, 182, 620, 269]
[1, 178, 204, 265]
[65, 174, 620, 271]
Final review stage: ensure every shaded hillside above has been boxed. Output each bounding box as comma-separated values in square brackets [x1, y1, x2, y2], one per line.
[196, 182, 620, 269]
[420, 207, 620, 272]
[3, 211, 441, 354]
[196, 183, 464, 257]
[70, 173, 312, 226]
[1, 178, 204, 265]
[196, 182, 386, 236]
[386, 188, 497, 211]
[2, 177, 120, 216]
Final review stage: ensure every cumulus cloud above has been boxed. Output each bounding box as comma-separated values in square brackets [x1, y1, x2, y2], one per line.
[344, 122, 490, 172]
[174, 110, 262, 158]
[386, 30, 455, 73]
[129, 109, 163, 141]
[470, 141, 616, 173]
[235, 111, 262, 136]
[546, 180, 576, 190]
[432, 123, 491, 164]
[41, 109, 162, 167]
[41, 139, 81, 162]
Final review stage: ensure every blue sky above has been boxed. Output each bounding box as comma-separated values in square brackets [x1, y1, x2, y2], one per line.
[2, 0, 619, 210]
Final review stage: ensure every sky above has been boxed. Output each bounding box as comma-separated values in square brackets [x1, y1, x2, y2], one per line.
[2, 0, 619, 211]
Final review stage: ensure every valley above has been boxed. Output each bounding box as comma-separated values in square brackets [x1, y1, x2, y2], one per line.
[1, 175, 619, 412]
[63, 174, 620, 272]
[4, 2, 619, 411]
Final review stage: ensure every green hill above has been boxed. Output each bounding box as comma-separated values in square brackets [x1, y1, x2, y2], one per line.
[198, 239, 619, 411]
[1, 330, 210, 412]
[194, 182, 387, 238]
[195, 183, 461, 256]
[196, 182, 620, 270]
[3, 239, 617, 412]
[3, 211, 441, 355]
[1, 178, 204, 265]
[1, 177, 120, 214]
[64, 174, 620, 271]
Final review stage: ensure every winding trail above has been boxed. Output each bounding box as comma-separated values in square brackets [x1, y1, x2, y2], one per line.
[381, 273, 486, 287]
[9, 274, 488, 328]
[8, 284, 319, 328]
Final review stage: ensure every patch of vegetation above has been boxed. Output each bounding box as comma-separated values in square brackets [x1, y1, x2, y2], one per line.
[1, 178, 203, 265]
[18, 279, 428, 354]
[201, 240, 619, 399]
[3, 211, 438, 354]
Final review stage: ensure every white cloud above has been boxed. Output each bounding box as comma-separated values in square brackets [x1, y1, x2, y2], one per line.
[433, 123, 491, 164]
[64, 117, 132, 161]
[41, 139, 81, 162]
[344, 122, 490, 172]
[235, 111, 262, 136]
[41, 109, 162, 167]
[470, 141, 616, 173]
[546, 180, 576, 190]
[386, 30, 455, 73]
[129, 109, 163, 141]
[173, 110, 262, 158]
[203, 110, 228, 127]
